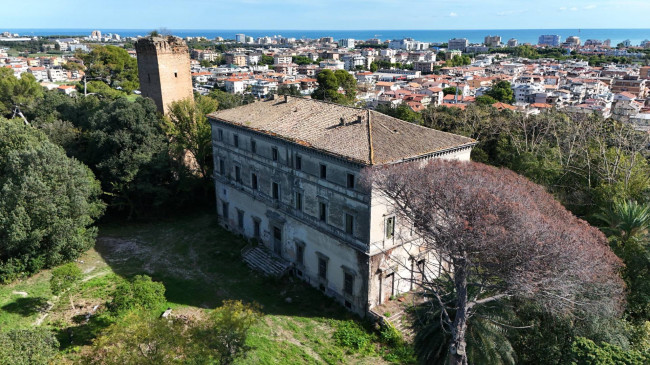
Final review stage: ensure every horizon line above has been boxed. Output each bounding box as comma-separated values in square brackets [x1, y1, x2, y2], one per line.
[6, 27, 650, 31]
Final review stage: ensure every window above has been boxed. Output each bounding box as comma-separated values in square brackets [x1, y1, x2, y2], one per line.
[218, 129, 223, 141]
[386, 216, 395, 239]
[295, 192, 302, 211]
[345, 214, 354, 235]
[234, 165, 241, 182]
[295, 155, 302, 170]
[219, 159, 225, 175]
[251, 173, 258, 190]
[319, 202, 327, 222]
[237, 210, 244, 229]
[318, 257, 328, 279]
[251, 139, 256, 153]
[174, 72, 178, 78]
[320, 164, 327, 179]
[296, 243, 304, 265]
[272, 147, 278, 161]
[222, 202, 229, 220]
[233, 134, 239, 148]
[253, 219, 260, 238]
[272, 182, 279, 200]
[344, 272, 354, 295]
[147, 73, 151, 83]
[347, 173, 355, 189]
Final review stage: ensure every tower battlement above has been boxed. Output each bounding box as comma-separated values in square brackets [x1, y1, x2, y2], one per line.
[135, 36, 189, 56]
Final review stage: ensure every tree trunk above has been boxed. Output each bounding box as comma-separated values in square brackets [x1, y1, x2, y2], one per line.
[448, 259, 469, 365]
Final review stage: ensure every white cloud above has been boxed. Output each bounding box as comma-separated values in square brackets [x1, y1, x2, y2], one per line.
[449, 12, 458, 17]
[570, 7, 578, 11]
[559, 6, 567, 10]
[584, 4, 597, 9]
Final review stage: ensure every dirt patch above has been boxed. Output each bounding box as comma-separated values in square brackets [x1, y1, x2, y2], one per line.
[96, 237, 217, 283]
[45, 297, 105, 327]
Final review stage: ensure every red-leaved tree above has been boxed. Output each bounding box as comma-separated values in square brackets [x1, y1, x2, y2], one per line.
[363, 159, 625, 365]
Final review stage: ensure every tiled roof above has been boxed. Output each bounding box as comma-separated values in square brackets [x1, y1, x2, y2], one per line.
[208, 97, 475, 165]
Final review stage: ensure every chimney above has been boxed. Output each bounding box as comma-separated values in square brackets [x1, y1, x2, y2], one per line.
[356, 115, 362, 124]
[284, 94, 289, 103]
[339, 117, 345, 126]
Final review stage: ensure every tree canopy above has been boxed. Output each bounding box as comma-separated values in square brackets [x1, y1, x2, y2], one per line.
[80, 45, 139, 93]
[365, 159, 625, 365]
[311, 69, 357, 105]
[0, 118, 104, 282]
[0, 67, 43, 118]
[164, 95, 218, 182]
[76, 98, 172, 218]
[486, 80, 514, 103]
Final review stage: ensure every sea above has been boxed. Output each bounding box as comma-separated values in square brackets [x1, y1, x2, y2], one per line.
[5, 29, 650, 46]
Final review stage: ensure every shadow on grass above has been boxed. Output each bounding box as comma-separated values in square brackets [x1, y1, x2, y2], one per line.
[95, 211, 355, 321]
[55, 313, 115, 350]
[1, 297, 49, 317]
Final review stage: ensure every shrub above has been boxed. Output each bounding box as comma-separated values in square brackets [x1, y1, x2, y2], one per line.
[570, 337, 648, 365]
[0, 328, 59, 365]
[110, 275, 166, 313]
[333, 320, 375, 354]
[380, 324, 416, 364]
[50, 263, 83, 295]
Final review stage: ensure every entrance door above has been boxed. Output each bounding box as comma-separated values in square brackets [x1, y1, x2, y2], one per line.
[273, 226, 282, 256]
[380, 273, 395, 304]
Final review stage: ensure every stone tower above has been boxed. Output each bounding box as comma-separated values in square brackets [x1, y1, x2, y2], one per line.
[135, 35, 193, 114]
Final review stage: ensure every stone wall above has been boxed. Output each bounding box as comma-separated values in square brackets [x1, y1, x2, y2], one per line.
[135, 36, 194, 114]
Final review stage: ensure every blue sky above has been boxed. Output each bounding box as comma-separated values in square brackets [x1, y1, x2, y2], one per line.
[2, 0, 649, 30]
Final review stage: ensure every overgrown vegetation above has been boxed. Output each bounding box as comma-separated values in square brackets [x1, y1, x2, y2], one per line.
[374, 103, 650, 364]
[1, 214, 404, 364]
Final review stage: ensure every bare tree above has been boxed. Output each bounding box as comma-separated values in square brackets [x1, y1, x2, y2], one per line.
[364, 159, 625, 365]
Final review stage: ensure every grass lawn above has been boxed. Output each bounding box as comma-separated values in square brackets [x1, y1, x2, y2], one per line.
[124, 94, 141, 102]
[0, 212, 397, 364]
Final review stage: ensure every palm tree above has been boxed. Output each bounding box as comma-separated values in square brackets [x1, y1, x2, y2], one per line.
[413, 281, 516, 365]
[594, 200, 650, 244]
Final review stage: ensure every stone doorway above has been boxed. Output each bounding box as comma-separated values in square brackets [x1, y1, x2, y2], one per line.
[272, 226, 282, 256]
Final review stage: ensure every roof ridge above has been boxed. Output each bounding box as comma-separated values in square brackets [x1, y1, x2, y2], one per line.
[367, 109, 374, 165]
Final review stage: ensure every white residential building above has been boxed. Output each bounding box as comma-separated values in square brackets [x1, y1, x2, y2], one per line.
[338, 39, 356, 49]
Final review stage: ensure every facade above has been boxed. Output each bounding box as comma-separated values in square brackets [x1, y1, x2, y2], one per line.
[513, 83, 546, 103]
[484, 35, 502, 47]
[562, 36, 581, 48]
[640, 66, 650, 80]
[208, 97, 475, 314]
[388, 38, 429, 51]
[224, 53, 247, 67]
[507, 38, 518, 47]
[274, 55, 293, 65]
[413, 61, 436, 74]
[235, 33, 246, 43]
[342, 55, 366, 71]
[447, 38, 469, 51]
[135, 36, 194, 114]
[338, 38, 356, 49]
[538, 34, 561, 46]
[611, 77, 647, 98]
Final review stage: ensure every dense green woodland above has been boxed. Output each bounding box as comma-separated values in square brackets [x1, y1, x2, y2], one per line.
[1, 47, 650, 364]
